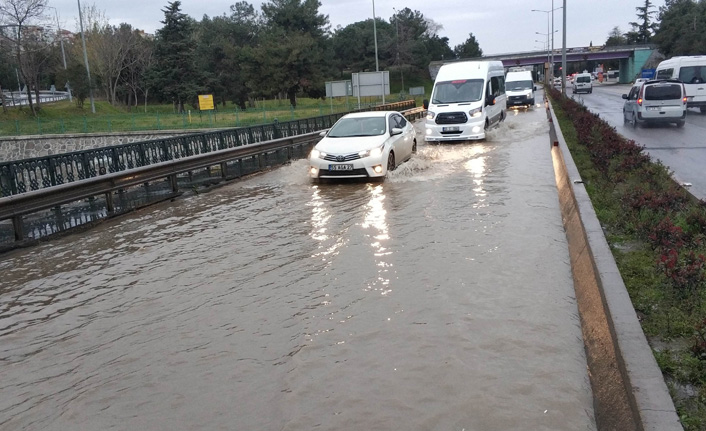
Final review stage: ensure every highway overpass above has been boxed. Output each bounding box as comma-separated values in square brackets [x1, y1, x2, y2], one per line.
[429, 44, 661, 84]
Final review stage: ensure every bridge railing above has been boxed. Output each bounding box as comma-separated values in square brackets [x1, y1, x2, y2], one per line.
[0, 100, 417, 198]
[0, 103, 425, 248]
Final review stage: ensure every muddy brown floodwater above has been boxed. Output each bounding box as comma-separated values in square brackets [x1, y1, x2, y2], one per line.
[0, 105, 597, 430]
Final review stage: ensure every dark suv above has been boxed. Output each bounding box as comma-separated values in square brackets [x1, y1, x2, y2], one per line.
[622, 79, 687, 128]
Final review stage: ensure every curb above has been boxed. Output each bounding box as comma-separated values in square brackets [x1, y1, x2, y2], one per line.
[547, 98, 683, 430]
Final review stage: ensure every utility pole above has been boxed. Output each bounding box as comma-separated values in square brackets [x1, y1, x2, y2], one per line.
[78, 0, 95, 113]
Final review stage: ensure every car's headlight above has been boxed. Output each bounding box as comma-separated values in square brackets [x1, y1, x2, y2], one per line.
[359, 145, 383, 158]
[310, 149, 326, 159]
[469, 107, 482, 118]
[426, 111, 436, 120]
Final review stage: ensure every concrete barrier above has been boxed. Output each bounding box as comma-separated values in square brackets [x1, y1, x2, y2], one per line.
[548, 98, 683, 430]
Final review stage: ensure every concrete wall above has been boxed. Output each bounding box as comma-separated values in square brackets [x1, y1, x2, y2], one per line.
[548, 100, 683, 430]
[0, 129, 218, 162]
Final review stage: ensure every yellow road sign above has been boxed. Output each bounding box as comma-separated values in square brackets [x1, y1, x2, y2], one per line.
[198, 94, 214, 111]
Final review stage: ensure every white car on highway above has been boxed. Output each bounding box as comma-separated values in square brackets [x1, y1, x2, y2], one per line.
[308, 111, 417, 180]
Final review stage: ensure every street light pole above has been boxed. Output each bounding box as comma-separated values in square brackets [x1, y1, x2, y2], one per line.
[562, 0, 567, 95]
[532, 5, 562, 80]
[77, 0, 95, 113]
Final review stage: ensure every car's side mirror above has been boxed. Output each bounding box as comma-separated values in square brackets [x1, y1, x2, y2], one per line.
[621, 94, 628, 100]
[319, 130, 327, 137]
[390, 127, 403, 136]
[423, 99, 429, 110]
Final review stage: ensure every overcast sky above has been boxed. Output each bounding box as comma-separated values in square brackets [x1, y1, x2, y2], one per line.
[48, 0, 664, 55]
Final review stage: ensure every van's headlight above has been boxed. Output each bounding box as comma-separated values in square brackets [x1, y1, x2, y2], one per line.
[310, 149, 326, 159]
[469, 107, 482, 118]
[426, 111, 436, 120]
[359, 145, 383, 158]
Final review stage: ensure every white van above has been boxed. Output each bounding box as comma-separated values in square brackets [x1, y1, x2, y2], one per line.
[505, 69, 536, 107]
[655, 56, 706, 112]
[423, 61, 506, 141]
[572, 73, 593, 94]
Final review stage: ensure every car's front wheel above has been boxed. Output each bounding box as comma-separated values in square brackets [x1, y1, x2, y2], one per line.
[412, 139, 417, 154]
[387, 152, 395, 173]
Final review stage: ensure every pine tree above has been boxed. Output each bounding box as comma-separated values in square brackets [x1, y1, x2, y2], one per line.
[148, 1, 205, 113]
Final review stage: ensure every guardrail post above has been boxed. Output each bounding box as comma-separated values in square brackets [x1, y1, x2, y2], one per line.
[220, 162, 228, 179]
[12, 215, 23, 241]
[169, 174, 178, 192]
[105, 191, 115, 213]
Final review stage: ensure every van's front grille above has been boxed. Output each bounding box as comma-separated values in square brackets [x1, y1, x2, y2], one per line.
[435, 112, 468, 124]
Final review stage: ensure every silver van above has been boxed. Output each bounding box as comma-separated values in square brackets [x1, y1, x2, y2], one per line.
[622, 79, 687, 128]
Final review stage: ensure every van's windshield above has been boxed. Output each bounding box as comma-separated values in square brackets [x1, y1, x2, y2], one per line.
[431, 79, 484, 104]
[506, 80, 533, 90]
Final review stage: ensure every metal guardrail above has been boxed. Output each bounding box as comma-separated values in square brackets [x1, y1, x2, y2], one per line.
[0, 103, 424, 246]
[0, 100, 416, 198]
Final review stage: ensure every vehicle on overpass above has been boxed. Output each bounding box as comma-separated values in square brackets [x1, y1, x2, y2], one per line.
[655, 56, 706, 112]
[622, 79, 687, 128]
[423, 61, 506, 141]
[308, 111, 416, 181]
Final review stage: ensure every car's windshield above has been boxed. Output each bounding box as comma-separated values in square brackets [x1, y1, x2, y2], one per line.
[327, 117, 386, 137]
[644, 84, 682, 100]
[506, 80, 532, 90]
[431, 79, 484, 104]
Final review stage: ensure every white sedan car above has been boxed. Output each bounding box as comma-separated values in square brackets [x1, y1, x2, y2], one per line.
[308, 111, 417, 180]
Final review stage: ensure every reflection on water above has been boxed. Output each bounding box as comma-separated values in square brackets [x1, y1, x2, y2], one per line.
[0, 110, 596, 431]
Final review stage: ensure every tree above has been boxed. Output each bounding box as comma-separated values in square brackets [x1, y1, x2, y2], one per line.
[605, 26, 627, 46]
[120, 31, 154, 110]
[653, 0, 705, 57]
[195, 2, 261, 109]
[629, 0, 659, 43]
[57, 61, 90, 108]
[454, 33, 483, 59]
[0, 0, 48, 116]
[89, 23, 141, 105]
[148, 1, 204, 112]
[250, 0, 332, 107]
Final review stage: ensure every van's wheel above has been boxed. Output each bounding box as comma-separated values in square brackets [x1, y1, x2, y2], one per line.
[623, 111, 628, 124]
[701, 106, 706, 113]
[387, 152, 395, 172]
[412, 139, 417, 154]
[484, 119, 489, 130]
[676, 120, 685, 128]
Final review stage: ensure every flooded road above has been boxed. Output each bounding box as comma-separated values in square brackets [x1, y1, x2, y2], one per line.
[0, 101, 597, 430]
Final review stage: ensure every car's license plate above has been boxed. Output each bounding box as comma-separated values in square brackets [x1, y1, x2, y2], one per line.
[329, 164, 353, 171]
[442, 126, 460, 132]
[648, 107, 661, 111]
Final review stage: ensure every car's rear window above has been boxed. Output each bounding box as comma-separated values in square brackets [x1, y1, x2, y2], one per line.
[577, 76, 591, 83]
[644, 84, 682, 100]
